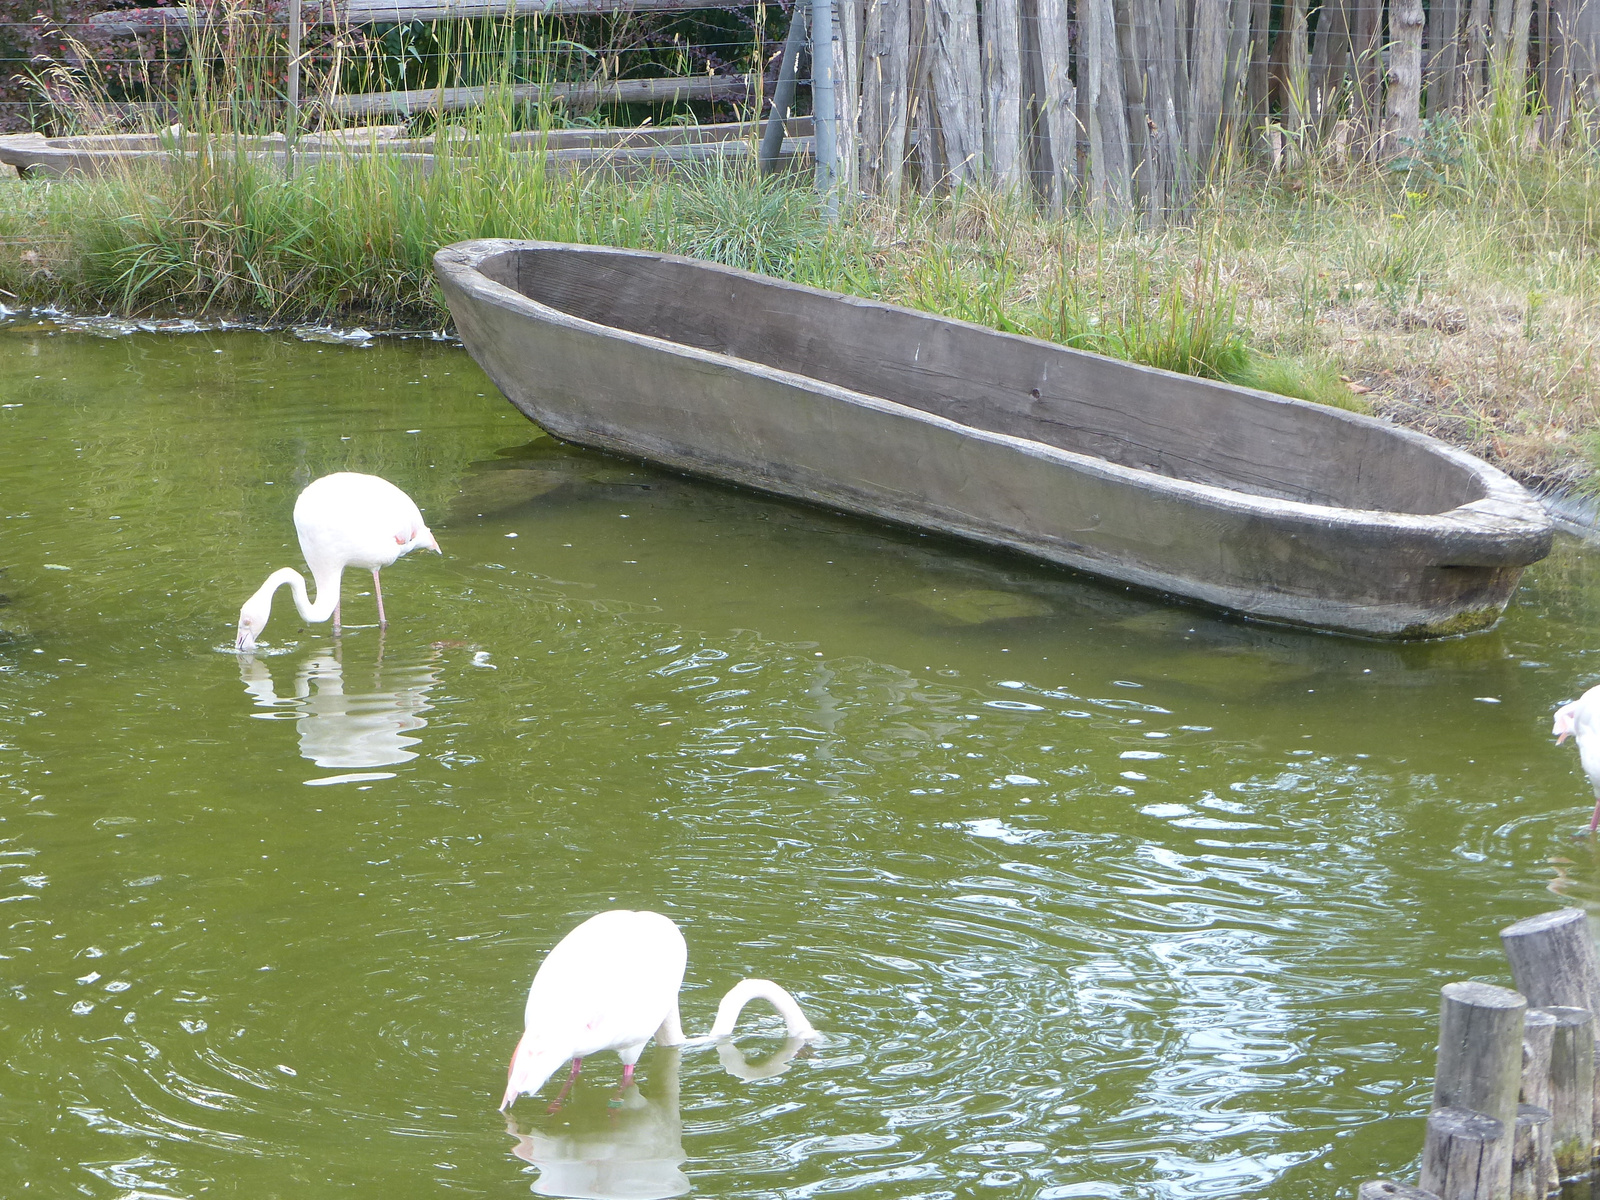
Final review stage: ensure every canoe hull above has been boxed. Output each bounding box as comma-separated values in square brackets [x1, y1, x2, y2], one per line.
[435, 240, 1552, 639]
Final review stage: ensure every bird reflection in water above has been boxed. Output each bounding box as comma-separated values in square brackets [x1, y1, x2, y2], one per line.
[505, 1038, 811, 1200]
[239, 646, 440, 769]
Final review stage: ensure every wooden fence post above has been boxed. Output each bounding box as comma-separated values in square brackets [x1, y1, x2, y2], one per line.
[860, 0, 909, 197]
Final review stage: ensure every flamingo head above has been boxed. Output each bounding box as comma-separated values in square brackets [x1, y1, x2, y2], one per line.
[500, 1034, 559, 1112]
[235, 595, 271, 652]
[1555, 702, 1580, 745]
[399, 526, 442, 557]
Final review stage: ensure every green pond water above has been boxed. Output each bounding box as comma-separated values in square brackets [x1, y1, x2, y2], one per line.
[5, 312, 1600, 1200]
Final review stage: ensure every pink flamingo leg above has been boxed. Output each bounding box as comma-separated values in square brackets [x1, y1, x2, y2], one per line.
[332, 602, 341, 636]
[547, 1058, 582, 1114]
[372, 568, 387, 628]
[1588, 790, 1600, 834]
[620, 1063, 635, 1088]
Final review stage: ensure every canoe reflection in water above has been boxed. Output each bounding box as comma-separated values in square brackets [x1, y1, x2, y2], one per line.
[506, 1038, 811, 1200]
[239, 649, 439, 769]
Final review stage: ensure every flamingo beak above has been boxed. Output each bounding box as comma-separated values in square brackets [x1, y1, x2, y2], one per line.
[429, 537, 442, 555]
[1559, 731, 1571, 745]
[500, 1034, 530, 1112]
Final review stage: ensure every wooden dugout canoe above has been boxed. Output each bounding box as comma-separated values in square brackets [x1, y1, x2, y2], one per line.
[434, 239, 1553, 638]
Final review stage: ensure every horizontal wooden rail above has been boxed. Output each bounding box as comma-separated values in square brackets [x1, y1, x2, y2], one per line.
[328, 74, 750, 118]
[90, 0, 730, 34]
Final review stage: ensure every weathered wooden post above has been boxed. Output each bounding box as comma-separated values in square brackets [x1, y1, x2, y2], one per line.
[1542, 1006, 1595, 1177]
[1520, 1008, 1560, 1195]
[1502, 909, 1600, 1012]
[1358, 1181, 1443, 1199]
[1420, 981, 1527, 1199]
[1511, 1104, 1554, 1199]
[1422, 1107, 1511, 1200]
[1502, 907, 1600, 1160]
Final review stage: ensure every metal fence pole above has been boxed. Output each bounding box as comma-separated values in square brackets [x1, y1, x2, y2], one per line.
[809, 0, 836, 214]
[287, 0, 302, 172]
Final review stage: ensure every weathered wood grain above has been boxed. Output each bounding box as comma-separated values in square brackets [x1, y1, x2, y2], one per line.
[1384, 0, 1426, 152]
[1029, 0, 1076, 209]
[981, 0, 1024, 189]
[1357, 1182, 1443, 1200]
[1502, 909, 1600, 1015]
[1420, 1106, 1509, 1200]
[927, 0, 984, 183]
[1542, 1006, 1595, 1178]
[861, 0, 910, 197]
[1511, 1103, 1553, 1200]
[433, 239, 1554, 638]
[1432, 979, 1527, 1192]
[329, 75, 749, 118]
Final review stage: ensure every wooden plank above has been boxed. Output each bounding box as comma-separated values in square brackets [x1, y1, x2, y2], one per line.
[1427, 0, 1464, 115]
[1029, 0, 1074, 209]
[1184, 0, 1228, 177]
[328, 74, 751, 118]
[861, 0, 911, 197]
[982, 0, 1024, 189]
[927, 0, 984, 184]
[91, 0, 731, 33]
[1081, 0, 1131, 218]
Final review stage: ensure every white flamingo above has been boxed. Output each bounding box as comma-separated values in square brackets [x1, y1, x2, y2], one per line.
[500, 910, 818, 1112]
[1554, 685, 1600, 833]
[236, 473, 440, 651]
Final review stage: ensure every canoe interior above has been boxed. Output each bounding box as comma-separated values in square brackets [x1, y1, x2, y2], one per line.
[474, 246, 1484, 517]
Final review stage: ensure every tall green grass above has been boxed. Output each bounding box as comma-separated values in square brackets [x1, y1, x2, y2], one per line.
[5, 71, 1599, 473]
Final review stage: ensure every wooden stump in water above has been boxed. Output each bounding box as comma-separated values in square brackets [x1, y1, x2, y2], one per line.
[1502, 910, 1600, 1013]
[1520, 1008, 1561, 1194]
[1503, 908, 1600, 1161]
[1426, 981, 1526, 1198]
[1542, 1006, 1595, 1178]
[1511, 1103, 1553, 1200]
[1421, 1107, 1509, 1200]
[1357, 1181, 1443, 1199]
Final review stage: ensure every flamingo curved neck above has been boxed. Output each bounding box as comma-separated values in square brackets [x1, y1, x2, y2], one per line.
[255, 566, 342, 625]
[709, 979, 817, 1040]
